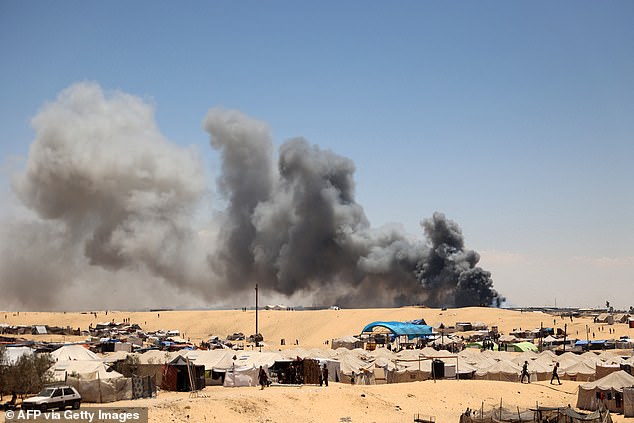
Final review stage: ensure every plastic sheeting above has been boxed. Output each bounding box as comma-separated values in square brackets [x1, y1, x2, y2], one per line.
[66, 375, 132, 403]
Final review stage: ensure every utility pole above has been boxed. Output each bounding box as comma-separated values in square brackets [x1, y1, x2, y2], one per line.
[255, 283, 259, 347]
[563, 323, 567, 353]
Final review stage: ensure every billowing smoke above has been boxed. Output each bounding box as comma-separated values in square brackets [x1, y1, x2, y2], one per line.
[2, 83, 213, 309]
[0, 83, 503, 310]
[203, 108, 503, 308]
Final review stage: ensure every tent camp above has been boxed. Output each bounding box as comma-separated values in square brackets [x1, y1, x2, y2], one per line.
[577, 370, 634, 413]
[49, 360, 132, 403]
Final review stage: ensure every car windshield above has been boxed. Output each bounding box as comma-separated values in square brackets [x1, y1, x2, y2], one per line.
[38, 388, 55, 397]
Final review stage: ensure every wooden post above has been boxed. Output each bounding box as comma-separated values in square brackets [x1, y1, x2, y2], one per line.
[255, 283, 259, 347]
[563, 323, 567, 353]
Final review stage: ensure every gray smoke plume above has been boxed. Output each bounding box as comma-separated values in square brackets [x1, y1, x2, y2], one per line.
[0, 83, 503, 310]
[2, 83, 213, 309]
[203, 109, 504, 308]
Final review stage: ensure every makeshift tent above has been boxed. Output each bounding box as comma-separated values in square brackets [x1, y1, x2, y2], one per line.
[561, 361, 596, 382]
[498, 334, 517, 343]
[161, 355, 205, 392]
[596, 364, 622, 380]
[49, 360, 132, 403]
[361, 321, 433, 339]
[613, 314, 629, 323]
[577, 370, 634, 413]
[331, 336, 363, 350]
[509, 342, 538, 352]
[135, 350, 178, 387]
[334, 350, 375, 384]
[387, 358, 432, 383]
[51, 344, 100, 362]
[185, 350, 235, 385]
[474, 360, 522, 382]
[223, 364, 260, 387]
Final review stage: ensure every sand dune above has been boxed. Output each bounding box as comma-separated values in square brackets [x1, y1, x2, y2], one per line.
[2, 307, 631, 349]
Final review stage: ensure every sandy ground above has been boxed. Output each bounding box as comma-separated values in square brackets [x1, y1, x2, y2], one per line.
[79, 379, 630, 423]
[2, 307, 633, 350]
[3, 307, 633, 422]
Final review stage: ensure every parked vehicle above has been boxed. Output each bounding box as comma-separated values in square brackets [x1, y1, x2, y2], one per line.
[21, 386, 81, 412]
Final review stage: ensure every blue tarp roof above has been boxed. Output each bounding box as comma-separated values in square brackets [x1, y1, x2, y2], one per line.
[576, 340, 608, 345]
[362, 321, 433, 340]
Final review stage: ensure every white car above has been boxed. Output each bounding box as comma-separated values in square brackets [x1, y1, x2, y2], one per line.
[21, 386, 81, 411]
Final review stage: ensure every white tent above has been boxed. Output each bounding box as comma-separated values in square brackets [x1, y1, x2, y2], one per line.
[223, 364, 259, 387]
[561, 360, 596, 382]
[577, 370, 634, 413]
[474, 360, 522, 382]
[51, 345, 100, 362]
[49, 360, 132, 403]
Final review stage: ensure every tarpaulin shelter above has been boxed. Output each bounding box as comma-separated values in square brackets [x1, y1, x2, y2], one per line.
[331, 336, 363, 350]
[361, 321, 433, 348]
[50, 360, 132, 403]
[508, 342, 538, 353]
[161, 355, 205, 392]
[223, 364, 259, 387]
[577, 370, 634, 413]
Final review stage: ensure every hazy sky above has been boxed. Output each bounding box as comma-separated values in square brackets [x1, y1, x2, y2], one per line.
[1, 1, 633, 309]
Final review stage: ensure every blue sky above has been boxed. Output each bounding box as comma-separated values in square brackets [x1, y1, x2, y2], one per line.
[1, 1, 633, 308]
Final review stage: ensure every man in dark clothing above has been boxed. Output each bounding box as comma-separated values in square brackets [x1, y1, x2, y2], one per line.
[550, 362, 561, 385]
[322, 364, 329, 387]
[520, 361, 530, 383]
[258, 366, 268, 390]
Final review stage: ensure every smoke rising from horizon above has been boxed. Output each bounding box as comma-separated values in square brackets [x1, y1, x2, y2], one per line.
[0, 83, 503, 310]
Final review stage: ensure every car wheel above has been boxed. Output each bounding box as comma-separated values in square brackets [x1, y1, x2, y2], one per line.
[72, 401, 80, 410]
[40, 404, 47, 412]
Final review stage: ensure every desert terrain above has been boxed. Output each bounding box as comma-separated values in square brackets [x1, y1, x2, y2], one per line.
[3, 307, 633, 422]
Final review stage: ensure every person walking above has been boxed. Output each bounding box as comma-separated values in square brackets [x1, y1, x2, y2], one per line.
[550, 362, 561, 385]
[520, 361, 530, 383]
[258, 366, 268, 390]
[322, 364, 329, 387]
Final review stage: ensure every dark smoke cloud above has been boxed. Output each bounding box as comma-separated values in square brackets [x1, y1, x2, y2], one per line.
[0, 83, 503, 310]
[203, 109, 504, 308]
